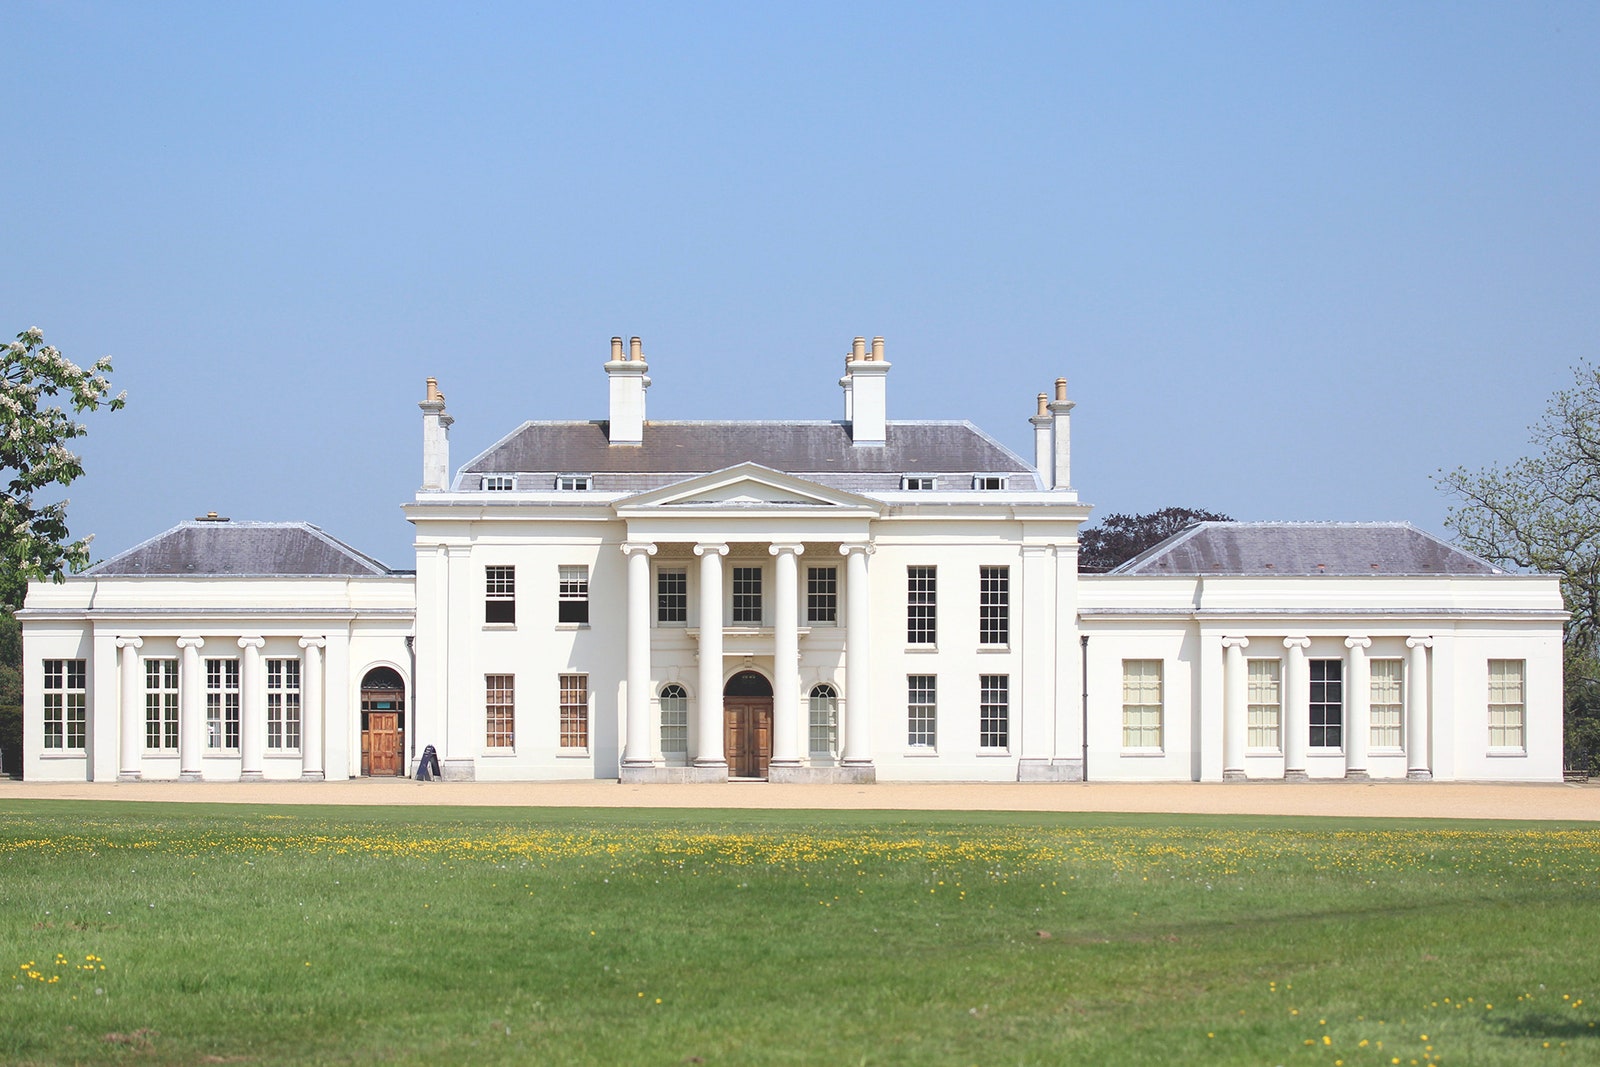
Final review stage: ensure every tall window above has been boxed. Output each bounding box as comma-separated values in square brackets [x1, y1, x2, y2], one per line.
[558, 565, 589, 624]
[1309, 659, 1343, 748]
[144, 658, 179, 751]
[266, 658, 302, 751]
[807, 566, 838, 624]
[485, 674, 515, 748]
[1246, 659, 1281, 750]
[907, 675, 937, 749]
[732, 567, 763, 624]
[907, 567, 937, 645]
[1488, 659, 1526, 749]
[42, 659, 87, 750]
[659, 684, 688, 757]
[560, 674, 589, 750]
[1122, 660, 1163, 749]
[809, 683, 839, 758]
[206, 659, 241, 750]
[979, 566, 1009, 645]
[979, 674, 1009, 749]
[657, 568, 687, 624]
[1370, 659, 1404, 749]
[485, 565, 516, 624]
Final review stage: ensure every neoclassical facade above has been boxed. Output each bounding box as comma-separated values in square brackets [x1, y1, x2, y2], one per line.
[21, 337, 1567, 783]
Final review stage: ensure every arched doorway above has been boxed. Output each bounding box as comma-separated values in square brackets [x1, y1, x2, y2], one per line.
[360, 667, 406, 776]
[724, 670, 774, 779]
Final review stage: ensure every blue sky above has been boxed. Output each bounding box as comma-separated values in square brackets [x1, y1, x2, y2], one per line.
[5, 1, 1597, 568]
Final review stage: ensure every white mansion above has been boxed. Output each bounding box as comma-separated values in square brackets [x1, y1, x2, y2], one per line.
[21, 338, 1566, 784]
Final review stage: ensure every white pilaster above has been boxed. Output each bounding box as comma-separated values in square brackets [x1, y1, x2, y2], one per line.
[116, 637, 144, 781]
[177, 637, 205, 780]
[841, 544, 874, 766]
[622, 542, 658, 768]
[1221, 637, 1249, 780]
[1406, 636, 1433, 780]
[237, 636, 266, 781]
[769, 543, 805, 767]
[694, 543, 729, 768]
[1344, 637, 1372, 780]
[1283, 637, 1311, 781]
[298, 637, 326, 780]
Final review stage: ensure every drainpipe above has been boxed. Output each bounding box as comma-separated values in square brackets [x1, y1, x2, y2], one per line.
[405, 634, 417, 766]
[1080, 634, 1089, 782]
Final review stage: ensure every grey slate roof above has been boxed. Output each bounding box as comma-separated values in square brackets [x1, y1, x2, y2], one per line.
[86, 521, 393, 577]
[460, 421, 1036, 479]
[1110, 522, 1504, 577]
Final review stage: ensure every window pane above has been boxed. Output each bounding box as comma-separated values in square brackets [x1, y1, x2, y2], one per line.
[660, 684, 688, 756]
[907, 675, 937, 748]
[486, 565, 516, 624]
[1121, 659, 1162, 748]
[657, 569, 687, 624]
[1370, 659, 1403, 749]
[560, 674, 588, 749]
[486, 674, 515, 748]
[979, 674, 1009, 749]
[559, 565, 589, 624]
[1309, 659, 1344, 749]
[732, 567, 763, 624]
[1247, 659, 1281, 749]
[907, 567, 937, 645]
[806, 567, 838, 624]
[979, 567, 1009, 645]
[808, 683, 838, 758]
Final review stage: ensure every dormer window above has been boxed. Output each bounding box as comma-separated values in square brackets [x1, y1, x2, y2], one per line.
[973, 475, 1008, 490]
[482, 475, 515, 492]
[902, 476, 937, 490]
[555, 474, 593, 491]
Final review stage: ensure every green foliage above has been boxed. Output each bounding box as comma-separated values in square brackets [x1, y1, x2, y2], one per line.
[1, 328, 125, 609]
[1078, 506, 1232, 573]
[1, 804, 1597, 1065]
[1439, 362, 1600, 657]
[0, 705, 17, 778]
[0, 607, 18, 707]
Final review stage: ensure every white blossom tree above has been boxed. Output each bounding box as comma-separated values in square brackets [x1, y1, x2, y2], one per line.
[1, 328, 124, 608]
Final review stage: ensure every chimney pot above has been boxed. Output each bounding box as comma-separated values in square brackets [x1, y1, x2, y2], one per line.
[425, 377, 441, 403]
[629, 336, 643, 362]
[611, 337, 624, 362]
[852, 337, 867, 362]
[1036, 393, 1049, 417]
[1055, 377, 1068, 403]
[871, 336, 884, 361]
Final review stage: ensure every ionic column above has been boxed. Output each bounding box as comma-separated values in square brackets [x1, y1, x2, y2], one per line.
[237, 637, 266, 781]
[621, 542, 658, 768]
[298, 637, 326, 780]
[1221, 637, 1249, 780]
[1283, 637, 1311, 781]
[176, 637, 206, 780]
[693, 543, 729, 768]
[116, 637, 144, 781]
[769, 544, 805, 767]
[1344, 637, 1371, 780]
[1406, 637, 1433, 780]
[841, 544, 874, 766]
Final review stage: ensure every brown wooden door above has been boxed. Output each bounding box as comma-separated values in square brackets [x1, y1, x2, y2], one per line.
[364, 712, 402, 776]
[724, 699, 773, 778]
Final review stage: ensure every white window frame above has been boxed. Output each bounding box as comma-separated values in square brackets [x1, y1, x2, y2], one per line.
[145, 658, 179, 752]
[555, 474, 592, 491]
[806, 566, 838, 625]
[1246, 658, 1281, 753]
[907, 566, 937, 646]
[485, 565, 516, 626]
[972, 475, 1008, 490]
[978, 566, 1009, 647]
[266, 657, 302, 752]
[730, 565, 764, 626]
[206, 658, 241, 752]
[558, 565, 590, 625]
[659, 683, 689, 760]
[1369, 658, 1404, 751]
[979, 674, 1009, 751]
[42, 658, 87, 752]
[1309, 658, 1344, 750]
[1488, 659, 1526, 751]
[907, 675, 937, 750]
[481, 474, 515, 491]
[560, 673, 589, 752]
[485, 673, 515, 750]
[1121, 659, 1163, 751]
[902, 476, 937, 490]
[808, 683, 839, 759]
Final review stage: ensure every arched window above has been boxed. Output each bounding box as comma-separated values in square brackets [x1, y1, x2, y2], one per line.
[660, 683, 689, 757]
[809, 683, 839, 759]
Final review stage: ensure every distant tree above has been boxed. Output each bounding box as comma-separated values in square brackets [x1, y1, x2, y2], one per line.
[1, 327, 124, 608]
[1078, 507, 1233, 574]
[1437, 361, 1600, 775]
[0, 607, 17, 777]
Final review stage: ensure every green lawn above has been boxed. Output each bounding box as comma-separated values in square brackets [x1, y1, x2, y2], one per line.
[1, 802, 1596, 1065]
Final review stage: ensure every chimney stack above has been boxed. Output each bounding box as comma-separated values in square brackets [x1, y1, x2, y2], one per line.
[605, 335, 650, 444]
[1049, 377, 1075, 490]
[419, 377, 454, 490]
[1030, 393, 1052, 483]
[847, 335, 890, 445]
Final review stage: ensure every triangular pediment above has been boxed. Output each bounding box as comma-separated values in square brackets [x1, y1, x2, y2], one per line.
[615, 463, 881, 513]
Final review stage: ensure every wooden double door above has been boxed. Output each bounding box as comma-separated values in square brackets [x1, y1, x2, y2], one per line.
[361, 689, 405, 776]
[724, 698, 773, 779]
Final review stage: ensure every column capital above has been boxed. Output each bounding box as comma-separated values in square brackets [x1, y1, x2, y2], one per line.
[1283, 636, 1311, 650]
[1221, 636, 1250, 650]
[1345, 636, 1372, 650]
[838, 542, 874, 557]
[115, 636, 144, 650]
[237, 636, 266, 650]
[693, 542, 730, 557]
[1406, 636, 1434, 650]
[298, 636, 327, 650]
[768, 543, 805, 557]
[176, 636, 206, 650]
[621, 541, 658, 557]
